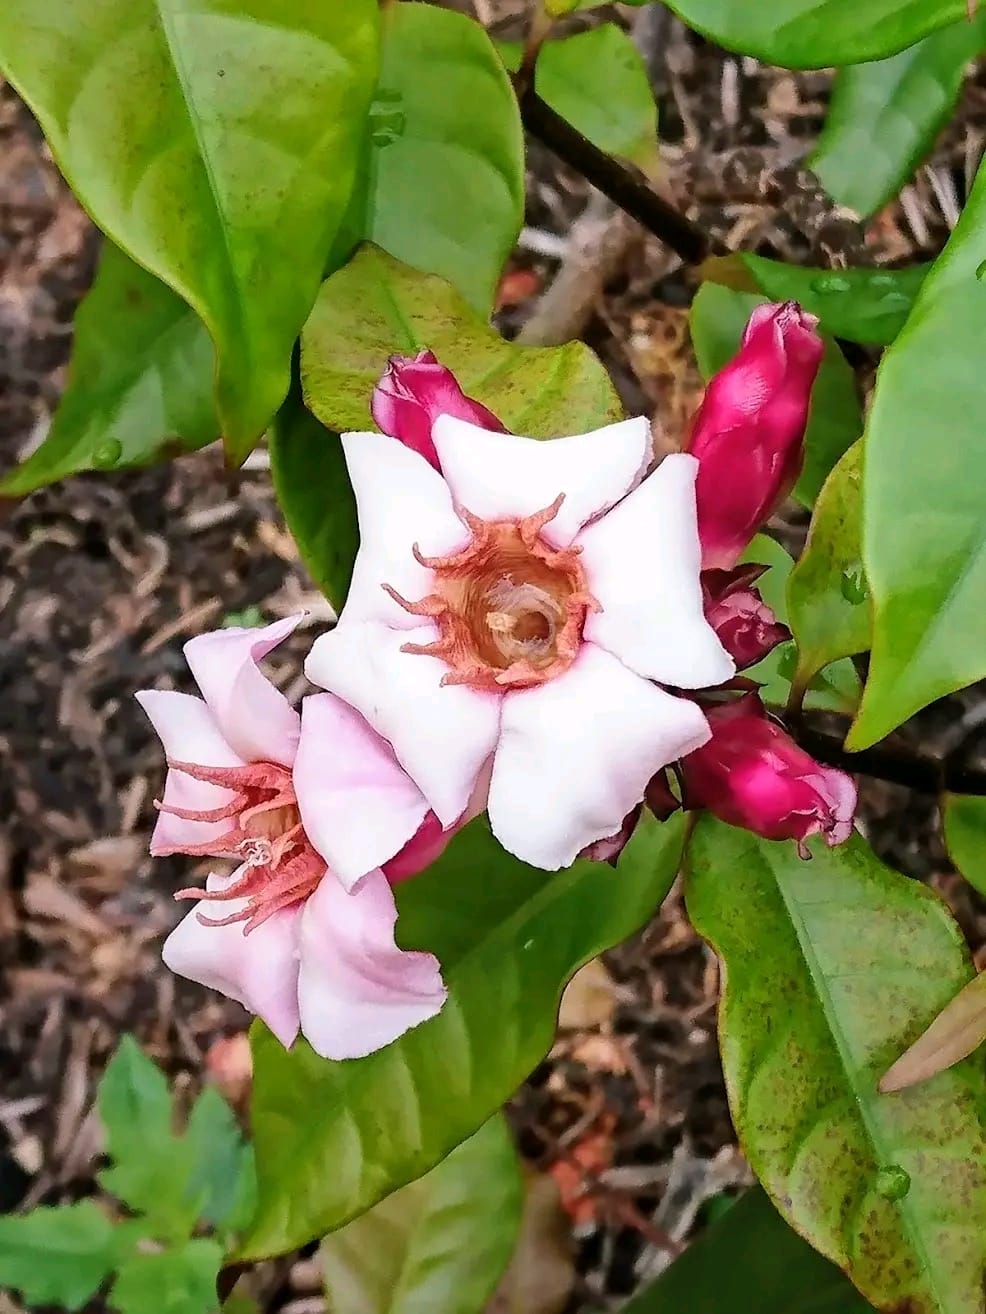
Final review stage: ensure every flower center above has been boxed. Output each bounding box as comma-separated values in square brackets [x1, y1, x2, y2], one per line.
[153, 759, 325, 932]
[384, 496, 599, 693]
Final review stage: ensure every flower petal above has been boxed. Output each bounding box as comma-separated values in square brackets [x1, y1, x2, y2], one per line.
[305, 621, 501, 828]
[488, 644, 710, 870]
[162, 869, 302, 1048]
[294, 692, 431, 891]
[431, 415, 652, 547]
[579, 453, 734, 689]
[136, 690, 243, 855]
[341, 431, 470, 630]
[183, 615, 302, 766]
[298, 868, 446, 1060]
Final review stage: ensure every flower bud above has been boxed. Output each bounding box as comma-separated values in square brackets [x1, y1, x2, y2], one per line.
[702, 564, 790, 671]
[371, 350, 506, 470]
[681, 693, 855, 848]
[688, 302, 823, 570]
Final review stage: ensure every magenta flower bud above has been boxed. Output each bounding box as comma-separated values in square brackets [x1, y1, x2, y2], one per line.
[688, 302, 824, 570]
[681, 693, 856, 849]
[371, 350, 506, 470]
[702, 564, 790, 671]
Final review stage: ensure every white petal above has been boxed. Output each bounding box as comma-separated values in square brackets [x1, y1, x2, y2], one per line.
[431, 415, 652, 547]
[579, 453, 734, 688]
[488, 644, 710, 870]
[305, 621, 501, 827]
[298, 869, 446, 1060]
[294, 693, 430, 890]
[162, 869, 302, 1047]
[341, 431, 470, 630]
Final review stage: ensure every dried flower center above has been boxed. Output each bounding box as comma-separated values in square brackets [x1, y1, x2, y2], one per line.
[153, 759, 324, 932]
[385, 495, 599, 693]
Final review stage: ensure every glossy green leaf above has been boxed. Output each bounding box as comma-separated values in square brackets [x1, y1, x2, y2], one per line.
[623, 1187, 873, 1314]
[320, 1116, 523, 1314]
[269, 394, 357, 613]
[536, 25, 657, 166]
[943, 793, 986, 897]
[0, 244, 216, 497]
[704, 253, 929, 347]
[661, 0, 968, 69]
[811, 19, 986, 219]
[240, 811, 685, 1259]
[111, 1240, 223, 1314]
[0, 1, 379, 461]
[690, 284, 861, 506]
[184, 1087, 256, 1233]
[849, 153, 986, 749]
[741, 534, 861, 714]
[302, 244, 622, 434]
[367, 3, 523, 314]
[787, 442, 871, 695]
[687, 818, 986, 1314]
[0, 1201, 119, 1311]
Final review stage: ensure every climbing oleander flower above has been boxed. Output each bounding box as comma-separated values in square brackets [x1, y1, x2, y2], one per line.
[305, 416, 735, 871]
[371, 350, 506, 470]
[680, 693, 857, 849]
[688, 301, 824, 570]
[702, 564, 790, 671]
[136, 616, 449, 1060]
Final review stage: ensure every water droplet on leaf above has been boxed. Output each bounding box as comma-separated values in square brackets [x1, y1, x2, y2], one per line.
[91, 438, 123, 469]
[810, 273, 852, 295]
[840, 567, 867, 605]
[369, 89, 406, 147]
[875, 1165, 911, 1200]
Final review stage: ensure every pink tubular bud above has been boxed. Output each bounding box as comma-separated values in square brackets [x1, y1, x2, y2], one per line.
[371, 350, 507, 470]
[688, 302, 824, 570]
[681, 693, 856, 849]
[702, 564, 790, 671]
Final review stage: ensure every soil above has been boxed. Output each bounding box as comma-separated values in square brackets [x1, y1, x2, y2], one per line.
[3, 8, 986, 1312]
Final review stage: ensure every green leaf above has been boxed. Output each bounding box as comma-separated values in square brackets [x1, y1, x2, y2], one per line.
[848, 152, 986, 749]
[622, 1187, 873, 1314]
[704, 253, 929, 347]
[184, 1087, 256, 1233]
[303, 246, 621, 437]
[741, 534, 861, 714]
[810, 19, 986, 219]
[239, 811, 685, 1259]
[787, 442, 871, 695]
[690, 284, 861, 506]
[881, 972, 986, 1093]
[0, 243, 217, 497]
[0, 1, 379, 461]
[686, 818, 986, 1314]
[536, 25, 658, 166]
[367, 3, 523, 314]
[943, 793, 986, 897]
[0, 1201, 119, 1311]
[661, 0, 969, 69]
[320, 1116, 523, 1314]
[111, 1240, 223, 1314]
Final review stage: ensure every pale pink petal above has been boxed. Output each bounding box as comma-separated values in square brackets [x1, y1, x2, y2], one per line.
[297, 868, 446, 1060]
[294, 693, 430, 891]
[431, 415, 652, 547]
[305, 621, 501, 828]
[183, 615, 302, 766]
[578, 453, 734, 689]
[488, 644, 711, 870]
[136, 690, 243, 855]
[341, 431, 470, 630]
[161, 869, 302, 1047]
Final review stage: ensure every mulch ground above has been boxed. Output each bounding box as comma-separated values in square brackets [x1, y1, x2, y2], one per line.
[3, 11, 986, 1311]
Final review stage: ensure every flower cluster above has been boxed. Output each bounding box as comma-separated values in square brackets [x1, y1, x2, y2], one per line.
[139, 305, 856, 1061]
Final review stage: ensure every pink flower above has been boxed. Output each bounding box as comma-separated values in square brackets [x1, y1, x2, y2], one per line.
[306, 413, 735, 872]
[371, 350, 506, 470]
[680, 693, 856, 849]
[702, 564, 790, 671]
[136, 616, 451, 1060]
[688, 302, 823, 570]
